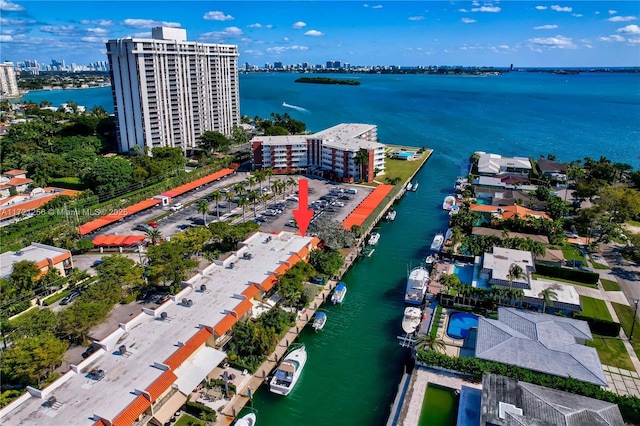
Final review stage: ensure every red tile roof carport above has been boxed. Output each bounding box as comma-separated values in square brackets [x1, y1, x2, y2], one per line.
[145, 370, 178, 402]
[260, 274, 278, 292]
[92, 235, 146, 247]
[342, 185, 393, 230]
[111, 394, 150, 426]
[164, 327, 213, 370]
[161, 168, 233, 198]
[213, 313, 238, 337]
[233, 298, 253, 318]
[78, 198, 161, 236]
[242, 284, 261, 299]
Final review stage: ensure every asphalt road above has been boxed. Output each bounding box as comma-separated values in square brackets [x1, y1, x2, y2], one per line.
[601, 243, 640, 306]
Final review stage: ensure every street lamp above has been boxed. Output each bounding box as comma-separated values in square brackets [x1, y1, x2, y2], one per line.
[630, 300, 639, 341]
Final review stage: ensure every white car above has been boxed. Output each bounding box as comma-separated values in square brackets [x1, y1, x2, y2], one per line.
[333, 201, 345, 207]
[263, 209, 277, 216]
[170, 203, 184, 211]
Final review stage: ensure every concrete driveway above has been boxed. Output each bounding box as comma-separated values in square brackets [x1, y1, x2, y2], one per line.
[600, 243, 640, 309]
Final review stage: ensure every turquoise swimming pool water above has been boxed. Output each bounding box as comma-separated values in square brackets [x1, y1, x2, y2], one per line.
[454, 265, 474, 284]
[397, 151, 415, 158]
[472, 262, 491, 289]
[446, 312, 479, 340]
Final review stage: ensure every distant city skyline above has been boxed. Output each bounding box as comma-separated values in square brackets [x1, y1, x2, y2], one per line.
[1, 1, 639, 67]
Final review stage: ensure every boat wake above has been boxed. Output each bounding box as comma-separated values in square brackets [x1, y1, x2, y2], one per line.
[282, 102, 310, 113]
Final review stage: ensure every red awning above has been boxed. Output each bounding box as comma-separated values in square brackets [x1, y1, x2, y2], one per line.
[161, 168, 233, 198]
[92, 235, 146, 247]
[78, 198, 161, 236]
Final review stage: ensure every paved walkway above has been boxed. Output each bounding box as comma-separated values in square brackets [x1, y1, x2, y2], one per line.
[603, 365, 640, 397]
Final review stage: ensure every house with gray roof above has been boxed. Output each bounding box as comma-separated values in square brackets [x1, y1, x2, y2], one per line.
[477, 153, 532, 176]
[480, 373, 623, 426]
[475, 308, 607, 387]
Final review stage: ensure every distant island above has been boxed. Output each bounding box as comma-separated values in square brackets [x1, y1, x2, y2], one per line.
[294, 77, 361, 86]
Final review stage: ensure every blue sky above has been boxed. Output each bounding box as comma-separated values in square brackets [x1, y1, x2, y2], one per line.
[1, 1, 639, 67]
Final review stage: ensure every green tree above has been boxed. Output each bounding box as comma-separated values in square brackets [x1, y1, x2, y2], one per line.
[210, 190, 223, 218]
[1, 334, 68, 386]
[81, 156, 133, 197]
[415, 334, 446, 353]
[147, 241, 199, 286]
[197, 200, 209, 226]
[10, 260, 41, 295]
[265, 125, 288, 136]
[96, 255, 145, 296]
[309, 249, 344, 276]
[353, 150, 369, 181]
[197, 131, 231, 154]
[172, 226, 212, 257]
[538, 286, 558, 313]
[145, 228, 163, 245]
[546, 195, 569, 220]
[309, 218, 355, 250]
[596, 185, 640, 223]
[231, 125, 250, 145]
[506, 263, 526, 289]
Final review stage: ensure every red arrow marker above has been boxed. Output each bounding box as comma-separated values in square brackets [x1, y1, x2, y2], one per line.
[292, 178, 314, 237]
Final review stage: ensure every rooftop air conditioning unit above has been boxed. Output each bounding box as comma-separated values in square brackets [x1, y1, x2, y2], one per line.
[119, 345, 127, 355]
[200, 284, 207, 291]
[160, 312, 168, 320]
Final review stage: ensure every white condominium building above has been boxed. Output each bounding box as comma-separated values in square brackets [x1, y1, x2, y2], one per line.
[106, 27, 239, 155]
[0, 62, 19, 98]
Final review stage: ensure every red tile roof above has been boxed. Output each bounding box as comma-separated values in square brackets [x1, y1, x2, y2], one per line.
[213, 313, 238, 337]
[233, 298, 253, 319]
[161, 168, 233, 198]
[342, 185, 393, 229]
[0, 188, 80, 220]
[146, 370, 178, 402]
[241, 284, 260, 299]
[164, 327, 212, 370]
[111, 394, 150, 426]
[78, 198, 161, 235]
[3, 169, 27, 176]
[92, 235, 146, 247]
[260, 274, 278, 292]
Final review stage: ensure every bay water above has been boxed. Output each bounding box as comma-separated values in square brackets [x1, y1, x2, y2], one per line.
[22, 72, 640, 424]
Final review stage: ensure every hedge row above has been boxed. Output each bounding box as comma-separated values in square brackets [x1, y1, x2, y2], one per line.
[575, 314, 622, 337]
[418, 350, 640, 423]
[184, 401, 216, 421]
[535, 263, 600, 285]
[49, 177, 89, 191]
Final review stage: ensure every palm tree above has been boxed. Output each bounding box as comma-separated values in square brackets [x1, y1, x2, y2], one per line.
[286, 176, 297, 195]
[510, 288, 525, 307]
[197, 200, 209, 225]
[145, 228, 162, 245]
[254, 170, 266, 192]
[247, 175, 256, 191]
[225, 192, 234, 214]
[234, 182, 247, 196]
[353, 150, 369, 181]
[211, 190, 222, 218]
[238, 195, 249, 222]
[538, 287, 558, 313]
[248, 190, 259, 217]
[264, 167, 274, 187]
[415, 334, 446, 353]
[506, 263, 526, 289]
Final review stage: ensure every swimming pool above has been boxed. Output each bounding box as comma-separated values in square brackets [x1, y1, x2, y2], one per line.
[446, 312, 479, 340]
[454, 265, 473, 285]
[396, 151, 415, 159]
[419, 384, 459, 426]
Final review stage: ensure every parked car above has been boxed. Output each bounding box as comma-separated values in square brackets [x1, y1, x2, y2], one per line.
[347, 188, 358, 194]
[220, 188, 230, 193]
[82, 345, 97, 359]
[135, 224, 154, 232]
[339, 194, 352, 200]
[170, 203, 184, 211]
[264, 210, 277, 216]
[310, 277, 325, 285]
[287, 196, 299, 202]
[333, 201, 345, 207]
[285, 220, 297, 227]
[147, 221, 158, 228]
[92, 259, 103, 268]
[255, 216, 268, 222]
[60, 290, 81, 306]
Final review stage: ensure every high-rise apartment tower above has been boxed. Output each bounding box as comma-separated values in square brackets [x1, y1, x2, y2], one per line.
[106, 27, 239, 154]
[0, 62, 19, 98]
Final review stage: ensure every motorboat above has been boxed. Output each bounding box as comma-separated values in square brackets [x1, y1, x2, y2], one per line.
[235, 413, 256, 426]
[270, 345, 307, 395]
[406, 182, 413, 191]
[312, 312, 327, 331]
[442, 195, 456, 210]
[430, 233, 444, 252]
[405, 266, 429, 305]
[402, 307, 423, 334]
[425, 255, 435, 264]
[368, 232, 381, 245]
[331, 282, 347, 304]
[411, 182, 419, 192]
[385, 209, 397, 221]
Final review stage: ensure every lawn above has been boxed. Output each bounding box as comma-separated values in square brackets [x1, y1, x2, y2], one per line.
[611, 302, 640, 359]
[175, 415, 205, 426]
[532, 274, 597, 288]
[561, 243, 585, 262]
[580, 296, 613, 321]
[586, 335, 635, 371]
[430, 305, 443, 337]
[382, 149, 432, 185]
[589, 255, 609, 270]
[601, 278, 621, 291]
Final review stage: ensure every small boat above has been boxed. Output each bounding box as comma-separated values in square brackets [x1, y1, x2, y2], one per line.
[270, 345, 307, 395]
[385, 210, 397, 221]
[235, 413, 256, 426]
[402, 307, 423, 334]
[331, 282, 347, 304]
[442, 195, 456, 210]
[312, 312, 327, 331]
[430, 233, 444, 252]
[425, 255, 435, 264]
[368, 232, 381, 245]
[405, 266, 429, 305]
[411, 182, 419, 192]
[406, 182, 413, 191]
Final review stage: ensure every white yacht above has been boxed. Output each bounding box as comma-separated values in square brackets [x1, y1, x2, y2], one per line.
[404, 266, 429, 305]
[235, 413, 256, 426]
[385, 210, 397, 221]
[406, 182, 413, 191]
[430, 233, 444, 252]
[425, 255, 435, 264]
[368, 232, 381, 245]
[331, 282, 347, 304]
[411, 182, 419, 192]
[312, 312, 327, 331]
[442, 195, 456, 210]
[270, 346, 307, 396]
[402, 307, 423, 334]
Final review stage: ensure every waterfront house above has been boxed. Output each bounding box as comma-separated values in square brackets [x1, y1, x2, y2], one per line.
[476, 153, 532, 176]
[536, 159, 568, 182]
[469, 204, 551, 225]
[480, 373, 623, 425]
[475, 308, 607, 387]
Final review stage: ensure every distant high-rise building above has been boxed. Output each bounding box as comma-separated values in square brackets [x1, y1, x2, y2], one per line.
[274, 61, 283, 69]
[326, 60, 341, 69]
[344, 62, 350, 70]
[106, 27, 239, 155]
[0, 62, 19, 98]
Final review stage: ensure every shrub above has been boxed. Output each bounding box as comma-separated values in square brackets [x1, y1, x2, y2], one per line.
[184, 401, 216, 421]
[535, 263, 600, 285]
[575, 314, 621, 337]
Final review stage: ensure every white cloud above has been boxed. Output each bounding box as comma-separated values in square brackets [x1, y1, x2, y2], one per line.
[595, 11, 600, 15]
[203, 11, 234, 21]
[534, 24, 558, 30]
[247, 23, 273, 28]
[472, 0, 479, 5]
[461, 18, 477, 24]
[243, 49, 263, 55]
[87, 27, 108, 36]
[40, 25, 76, 35]
[550, 5, 572, 12]
[133, 32, 151, 38]
[408, 16, 425, 21]
[599, 35, 625, 42]
[292, 21, 307, 29]
[80, 19, 114, 26]
[498, 44, 509, 49]
[535, 5, 547, 10]
[123, 19, 181, 29]
[628, 38, 640, 44]
[283, 36, 289, 41]
[609, 10, 617, 15]
[81, 36, 103, 43]
[0, 1, 24, 11]
[572, 13, 583, 17]
[372, 5, 383, 9]
[459, 8, 468, 12]
[617, 24, 640, 34]
[200, 26, 243, 40]
[608, 16, 637, 22]
[266, 45, 309, 54]
[363, 3, 368, 7]
[528, 35, 576, 49]
[0, 18, 33, 25]
[471, 6, 501, 12]
[0, 34, 14, 41]
[304, 29, 323, 36]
